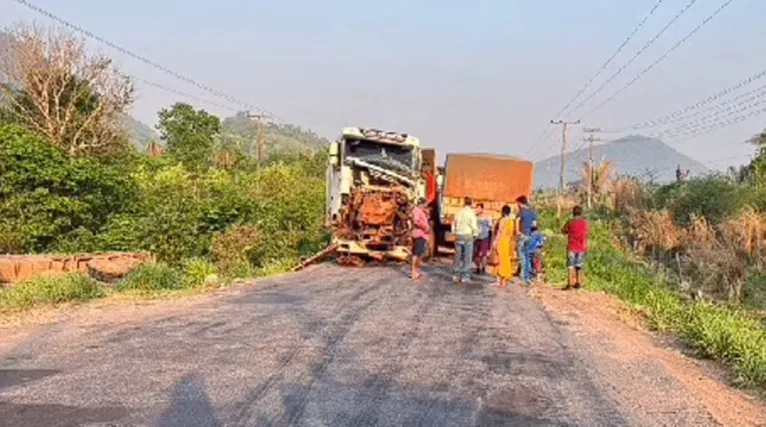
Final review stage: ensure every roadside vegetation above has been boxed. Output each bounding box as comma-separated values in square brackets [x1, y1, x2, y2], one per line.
[3, 17, 766, 395]
[0, 23, 329, 312]
[540, 143, 766, 389]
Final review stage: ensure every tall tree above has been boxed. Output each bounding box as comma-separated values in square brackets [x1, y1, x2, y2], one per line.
[0, 23, 134, 156]
[157, 102, 220, 169]
[735, 130, 766, 187]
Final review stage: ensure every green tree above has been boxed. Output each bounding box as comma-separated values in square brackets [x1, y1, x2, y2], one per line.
[0, 23, 134, 157]
[157, 103, 220, 169]
[742, 130, 766, 187]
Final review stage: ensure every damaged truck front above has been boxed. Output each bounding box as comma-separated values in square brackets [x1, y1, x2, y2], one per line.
[326, 127, 425, 262]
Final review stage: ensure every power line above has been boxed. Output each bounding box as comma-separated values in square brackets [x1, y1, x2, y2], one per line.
[138, 78, 241, 113]
[565, 0, 701, 118]
[599, 82, 766, 142]
[615, 66, 766, 131]
[526, 0, 666, 161]
[665, 104, 766, 142]
[602, 85, 766, 141]
[553, 0, 667, 120]
[657, 93, 766, 138]
[580, 0, 737, 120]
[11, 0, 281, 122]
[525, 127, 555, 157]
[639, 83, 766, 131]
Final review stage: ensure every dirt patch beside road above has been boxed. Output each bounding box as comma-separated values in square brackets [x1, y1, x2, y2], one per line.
[530, 284, 766, 427]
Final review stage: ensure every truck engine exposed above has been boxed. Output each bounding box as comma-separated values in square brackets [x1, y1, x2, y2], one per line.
[326, 128, 424, 261]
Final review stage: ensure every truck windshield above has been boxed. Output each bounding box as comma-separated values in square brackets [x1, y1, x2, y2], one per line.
[344, 138, 415, 176]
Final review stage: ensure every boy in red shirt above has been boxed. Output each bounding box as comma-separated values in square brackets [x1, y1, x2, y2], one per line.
[561, 205, 589, 290]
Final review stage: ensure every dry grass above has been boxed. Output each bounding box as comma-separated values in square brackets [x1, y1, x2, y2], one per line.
[579, 159, 616, 204]
[612, 178, 649, 213]
[625, 208, 682, 254]
[541, 206, 766, 388]
[604, 179, 766, 305]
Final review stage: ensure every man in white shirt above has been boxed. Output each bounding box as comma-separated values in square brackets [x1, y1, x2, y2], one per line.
[452, 197, 479, 283]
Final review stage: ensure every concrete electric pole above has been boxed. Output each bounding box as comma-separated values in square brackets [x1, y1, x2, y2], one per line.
[582, 127, 601, 208]
[246, 112, 267, 168]
[551, 119, 580, 193]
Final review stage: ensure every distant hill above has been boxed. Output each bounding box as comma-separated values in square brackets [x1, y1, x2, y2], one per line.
[220, 112, 329, 157]
[123, 115, 158, 151]
[534, 135, 709, 189]
[121, 112, 329, 156]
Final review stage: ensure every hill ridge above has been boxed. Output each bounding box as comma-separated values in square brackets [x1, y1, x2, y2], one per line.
[533, 135, 709, 189]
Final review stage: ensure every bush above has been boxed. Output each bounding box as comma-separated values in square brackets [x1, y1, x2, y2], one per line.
[183, 258, 218, 287]
[1, 117, 328, 297]
[211, 224, 261, 277]
[0, 273, 104, 310]
[0, 125, 137, 253]
[91, 160, 327, 268]
[117, 263, 187, 292]
[652, 176, 752, 226]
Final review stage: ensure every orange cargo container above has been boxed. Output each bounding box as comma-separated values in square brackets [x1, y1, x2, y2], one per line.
[439, 153, 534, 242]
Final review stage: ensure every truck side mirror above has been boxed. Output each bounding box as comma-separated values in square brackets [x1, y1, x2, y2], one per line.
[329, 142, 340, 167]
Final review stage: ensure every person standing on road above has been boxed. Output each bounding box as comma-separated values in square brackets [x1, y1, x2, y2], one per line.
[473, 203, 493, 275]
[562, 205, 589, 290]
[523, 225, 545, 285]
[515, 195, 537, 286]
[492, 204, 518, 288]
[452, 197, 479, 284]
[411, 198, 431, 281]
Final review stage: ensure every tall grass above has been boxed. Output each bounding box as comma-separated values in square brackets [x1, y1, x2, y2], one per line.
[540, 208, 766, 388]
[0, 273, 104, 311]
[117, 263, 188, 292]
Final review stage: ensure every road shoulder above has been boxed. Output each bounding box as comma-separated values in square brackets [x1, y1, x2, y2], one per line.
[530, 283, 766, 427]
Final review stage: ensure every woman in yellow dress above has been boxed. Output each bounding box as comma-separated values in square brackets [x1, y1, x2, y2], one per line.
[492, 204, 519, 288]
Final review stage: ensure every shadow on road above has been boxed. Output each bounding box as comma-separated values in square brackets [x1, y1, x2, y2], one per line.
[274, 376, 573, 426]
[0, 368, 59, 390]
[156, 375, 222, 427]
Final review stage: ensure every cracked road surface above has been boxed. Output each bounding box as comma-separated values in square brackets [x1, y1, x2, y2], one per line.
[0, 263, 761, 426]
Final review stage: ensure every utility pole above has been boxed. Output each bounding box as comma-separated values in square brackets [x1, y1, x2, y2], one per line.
[550, 119, 580, 193]
[246, 112, 267, 168]
[582, 127, 601, 208]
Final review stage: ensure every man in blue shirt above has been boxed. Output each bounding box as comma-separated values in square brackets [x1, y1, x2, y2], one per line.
[517, 195, 537, 236]
[515, 195, 537, 285]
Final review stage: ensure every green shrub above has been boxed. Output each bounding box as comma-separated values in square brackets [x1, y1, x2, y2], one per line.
[0, 220, 27, 253]
[0, 125, 137, 253]
[117, 263, 187, 292]
[0, 122, 327, 275]
[651, 176, 752, 226]
[211, 224, 261, 277]
[183, 258, 218, 287]
[0, 273, 104, 310]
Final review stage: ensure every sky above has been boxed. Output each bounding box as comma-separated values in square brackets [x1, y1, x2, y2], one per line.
[3, 0, 766, 170]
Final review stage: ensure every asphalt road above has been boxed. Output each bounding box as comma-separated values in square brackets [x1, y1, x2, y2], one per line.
[0, 263, 728, 426]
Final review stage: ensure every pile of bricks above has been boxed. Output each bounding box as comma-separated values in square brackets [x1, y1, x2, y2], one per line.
[0, 252, 153, 286]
